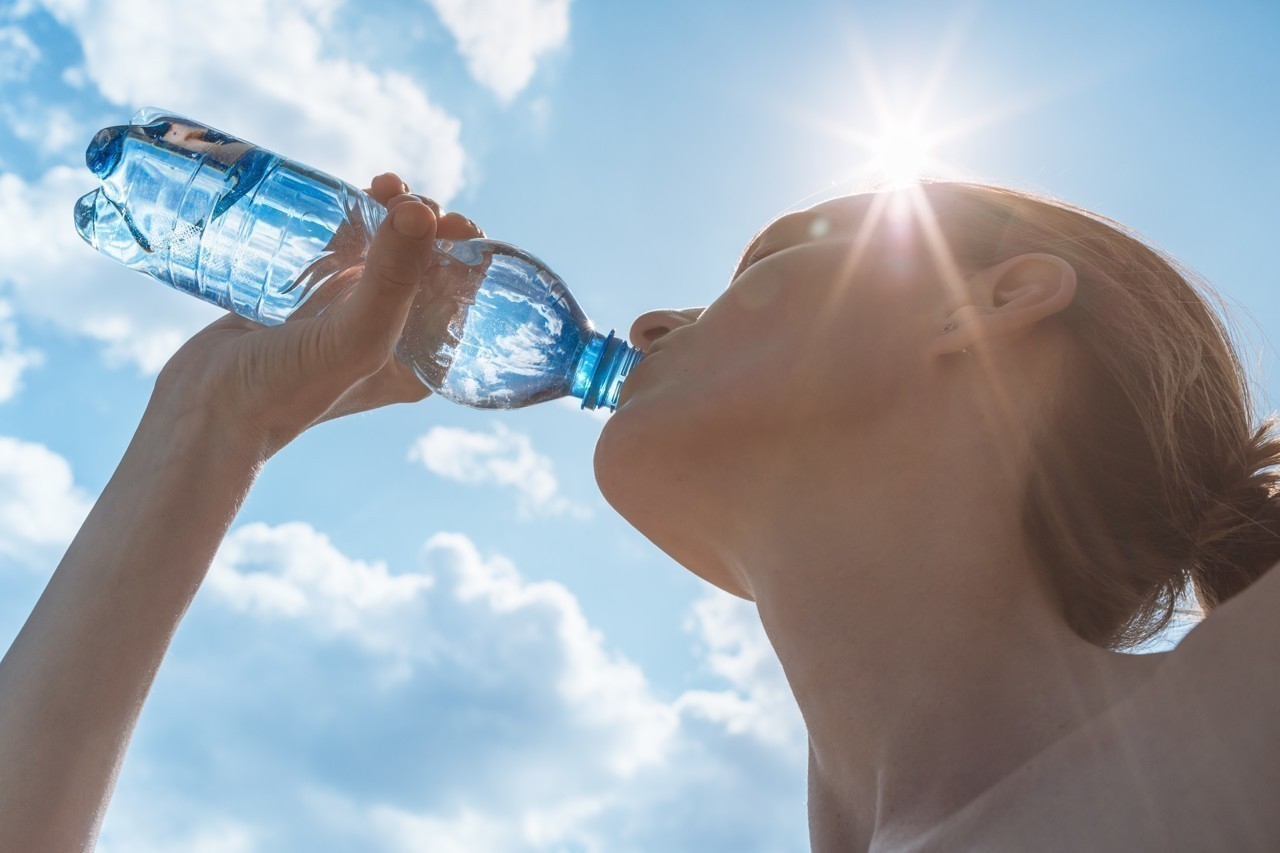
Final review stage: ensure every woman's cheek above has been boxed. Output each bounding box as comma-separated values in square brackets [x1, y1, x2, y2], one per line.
[727, 269, 788, 313]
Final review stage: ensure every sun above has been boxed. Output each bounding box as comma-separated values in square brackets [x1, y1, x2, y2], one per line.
[780, 66, 959, 191]
[865, 120, 941, 187]
[772, 16, 1029, 194]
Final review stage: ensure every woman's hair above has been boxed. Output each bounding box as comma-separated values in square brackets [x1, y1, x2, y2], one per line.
[916, 181, 1280, 649]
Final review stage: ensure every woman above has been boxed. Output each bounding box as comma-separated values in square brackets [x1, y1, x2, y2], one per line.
[1, 173, 1277, 851]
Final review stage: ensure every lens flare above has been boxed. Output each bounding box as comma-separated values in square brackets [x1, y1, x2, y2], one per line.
[865, 121, 940, 187]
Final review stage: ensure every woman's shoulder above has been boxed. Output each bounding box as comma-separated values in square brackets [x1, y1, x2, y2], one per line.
[905, 596, 1280, 852]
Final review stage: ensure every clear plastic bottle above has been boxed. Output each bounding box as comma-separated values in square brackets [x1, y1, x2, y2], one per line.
[73, 107, 641, 410]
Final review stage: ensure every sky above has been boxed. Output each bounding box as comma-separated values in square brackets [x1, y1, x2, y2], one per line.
[0, 0, 1278, 850]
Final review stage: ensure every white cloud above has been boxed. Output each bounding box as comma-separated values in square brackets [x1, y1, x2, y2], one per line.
[0, 25, 40, 81]
[426, 531, 674, 777]
[120, 522, 808, 850]
[209, 521, 436, 664]
[408, 423, 583, 517]
[1, 97, 82, 156]
[2, 2, 40, 22]
[427, 0, 570, 102]
[60, 64, 85, 88]
[0, 436, 94, 568]
[0, 299, 42, 403]
[677, 592, 807, 750]
[210, 525, 676, 773]
[38, 0, 466, 204]
[183, 523, 705, 850]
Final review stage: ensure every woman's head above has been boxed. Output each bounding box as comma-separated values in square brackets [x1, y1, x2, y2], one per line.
[598, 181, 1280, 649]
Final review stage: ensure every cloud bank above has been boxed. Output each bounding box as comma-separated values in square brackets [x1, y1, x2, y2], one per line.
[95, 522, 808, 851]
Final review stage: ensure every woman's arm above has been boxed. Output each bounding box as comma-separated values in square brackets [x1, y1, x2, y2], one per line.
[0, 398, 259, 851]
[0, 176, 481, 851]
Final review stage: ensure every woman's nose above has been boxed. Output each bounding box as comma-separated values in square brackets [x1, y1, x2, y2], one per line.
[629, 307, 704, 353]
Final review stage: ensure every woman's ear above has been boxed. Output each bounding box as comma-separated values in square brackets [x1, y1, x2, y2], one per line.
[931, 253, 1077, 357]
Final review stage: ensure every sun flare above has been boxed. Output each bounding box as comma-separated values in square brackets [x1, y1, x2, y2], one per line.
[775, 19, 1018, 196]
[865, 121, 940, 187]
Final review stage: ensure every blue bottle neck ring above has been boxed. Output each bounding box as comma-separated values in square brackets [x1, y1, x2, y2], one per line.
[573, 331, 643, 411]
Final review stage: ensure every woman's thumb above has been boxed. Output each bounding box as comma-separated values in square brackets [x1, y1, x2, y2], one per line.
[333, 199, 437, 361]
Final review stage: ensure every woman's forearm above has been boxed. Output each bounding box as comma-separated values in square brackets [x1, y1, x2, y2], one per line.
[0, 395, 260, 852]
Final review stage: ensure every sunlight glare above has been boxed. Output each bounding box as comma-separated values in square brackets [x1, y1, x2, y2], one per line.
[867, 121, 938, 187]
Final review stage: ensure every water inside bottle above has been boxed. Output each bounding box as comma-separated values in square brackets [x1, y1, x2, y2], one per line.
[75, 115, 380, 324]
[396, 240, 596, 408]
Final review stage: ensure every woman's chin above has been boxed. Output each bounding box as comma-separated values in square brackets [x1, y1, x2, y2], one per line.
[592, 410, 650, 520]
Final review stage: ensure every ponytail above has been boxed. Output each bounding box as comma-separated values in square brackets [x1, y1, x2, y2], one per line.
[1193, 423, 1280, 610]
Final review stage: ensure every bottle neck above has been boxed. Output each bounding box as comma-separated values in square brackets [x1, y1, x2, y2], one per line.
[574, 331, 643, 411]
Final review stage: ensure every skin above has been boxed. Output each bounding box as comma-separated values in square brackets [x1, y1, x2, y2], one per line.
[2, 182, 1276, 851]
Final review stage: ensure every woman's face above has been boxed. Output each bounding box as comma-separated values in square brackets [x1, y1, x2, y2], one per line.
[594, 192, 953, 589]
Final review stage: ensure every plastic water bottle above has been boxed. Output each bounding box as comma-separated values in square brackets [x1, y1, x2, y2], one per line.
[73, 107, 642, 411]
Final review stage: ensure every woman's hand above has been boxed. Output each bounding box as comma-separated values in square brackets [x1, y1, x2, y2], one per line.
[151, 172, 484, 462]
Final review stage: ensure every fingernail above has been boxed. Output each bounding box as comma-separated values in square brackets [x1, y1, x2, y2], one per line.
[391, 203, 431, 239]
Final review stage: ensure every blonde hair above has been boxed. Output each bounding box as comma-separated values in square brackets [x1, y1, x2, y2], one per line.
[917, 181, 1280, 648]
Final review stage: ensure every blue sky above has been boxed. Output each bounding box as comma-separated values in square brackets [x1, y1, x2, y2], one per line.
[0, 0, 1277, 849]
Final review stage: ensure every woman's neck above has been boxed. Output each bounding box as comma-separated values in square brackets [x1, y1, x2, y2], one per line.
[719, 445, 1164, 850]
